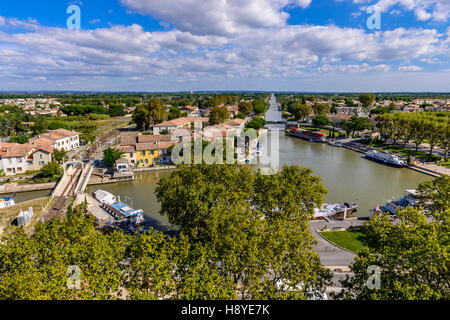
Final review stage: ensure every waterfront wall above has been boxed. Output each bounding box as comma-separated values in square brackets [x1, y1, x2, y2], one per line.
[0, 182, 56, 195]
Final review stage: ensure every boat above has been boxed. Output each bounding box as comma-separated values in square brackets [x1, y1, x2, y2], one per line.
[370, 189, 430, 218]
[92, 190, 145, 226]
[328, 140, 342, 147]
[289, 128, 326, 143]
[365, 150, 405, 168]
[0, 196, 15, 209]
[313, 203, 358, 220]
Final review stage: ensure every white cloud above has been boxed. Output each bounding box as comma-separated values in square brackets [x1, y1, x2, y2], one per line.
[356, 0, 450, 22]
[0, 14, 448, 90]
[398, 65, 423, 71]
[120, 0, 312, 36]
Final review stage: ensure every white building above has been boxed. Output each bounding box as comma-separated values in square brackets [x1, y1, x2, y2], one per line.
[30, 128, 80, 152]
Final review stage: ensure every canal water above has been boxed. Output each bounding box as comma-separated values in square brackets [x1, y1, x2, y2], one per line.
[13, 94, 432, 229]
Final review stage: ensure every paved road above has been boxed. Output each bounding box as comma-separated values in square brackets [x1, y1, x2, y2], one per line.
[310, 219, 365, 267]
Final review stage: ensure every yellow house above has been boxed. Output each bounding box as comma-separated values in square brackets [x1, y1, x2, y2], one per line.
[136, 143, 159, 167]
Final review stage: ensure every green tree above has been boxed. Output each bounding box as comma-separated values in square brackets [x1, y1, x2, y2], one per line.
[238, 101, 253, 115]
[312, 103, 330, 116]
[359, 93, 376, 109]
[209, 106, 230, 125]
[53, 149, 68, 164]
[155, 164, 332, 299]
[293, 103, 311, 122]
[102, 148, 124, 167]
[312, 115, 331, 129]
[335, 207, 449, 300]
[132, 99, 168, 131]
[34, 161, 63, 182]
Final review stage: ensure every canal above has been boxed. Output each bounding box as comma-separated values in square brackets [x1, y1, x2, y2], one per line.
[13, 94, 432, 229]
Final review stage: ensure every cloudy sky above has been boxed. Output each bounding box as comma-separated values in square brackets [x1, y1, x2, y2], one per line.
[0, 0, 449, 92]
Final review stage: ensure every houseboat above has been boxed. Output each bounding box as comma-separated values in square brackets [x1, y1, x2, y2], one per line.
[370, 189, 428, 218]
[289, 128, 326, 143]
[365, 150, 406, 168]
[0, 196, 15, 209]
[313, 203, 358, 220]
[92, 190, 145, 226]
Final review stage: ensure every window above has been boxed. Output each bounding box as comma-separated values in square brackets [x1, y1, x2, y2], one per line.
[141, 151, 145, 156]
[39, 161, 45, 166]
[39, 154, 43, 159]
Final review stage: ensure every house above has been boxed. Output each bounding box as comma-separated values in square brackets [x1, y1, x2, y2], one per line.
[0, 141, 54, 176]
[119, 133, 177, 167]
[152, 117, 209, 135]
[360, 131, 380, 141]
[30, 128, 80, 151]
[203, 118, 247, 141]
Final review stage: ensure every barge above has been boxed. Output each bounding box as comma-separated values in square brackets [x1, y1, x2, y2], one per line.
[92, 190, 144, 225]
[289, 128, 327, 143]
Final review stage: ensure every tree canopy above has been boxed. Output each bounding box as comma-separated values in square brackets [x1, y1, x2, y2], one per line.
[132, 99, 168, 131]
[209, 106, 230, 125]
[155, 164, 332, 299]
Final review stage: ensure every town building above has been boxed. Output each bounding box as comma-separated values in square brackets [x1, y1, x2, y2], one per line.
[30, 128, 80, 151]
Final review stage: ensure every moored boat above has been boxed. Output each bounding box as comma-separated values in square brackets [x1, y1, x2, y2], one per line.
[365, 150, 405, 168]
[0, 196, 15, 209]
[328, 140, 342, 147]
[92, 190, 145, 226]
[313, 202, 358, 220]
[289, 128, 326, 143]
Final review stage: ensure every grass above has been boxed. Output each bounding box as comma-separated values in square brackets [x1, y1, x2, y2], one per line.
[0, 197, 53, 238]
[320, 230, 368, 253]
[369, 141, 441, 162]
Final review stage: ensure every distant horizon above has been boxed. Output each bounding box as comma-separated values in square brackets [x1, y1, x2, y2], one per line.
[1, 90, 450, 95]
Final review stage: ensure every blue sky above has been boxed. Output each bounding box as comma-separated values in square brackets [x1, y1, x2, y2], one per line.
[0, 0, 449, 92]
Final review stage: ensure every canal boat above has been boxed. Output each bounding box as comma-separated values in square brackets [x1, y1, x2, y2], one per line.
[370, 189, 430, 218]
[365, 150, 405, 168]
[92, 190, 145, 226]
[328, 140, 342, 147]
[313, 203, 358, 220]
[0, 196, 15, 209]
[289, 128, 326, 143]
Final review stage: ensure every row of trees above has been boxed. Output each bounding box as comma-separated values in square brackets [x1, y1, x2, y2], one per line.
[0, 165, 332, 300]
[375, 112, 450, 159]
[1, 166, 448, 300]
[62, 104, 126, 117]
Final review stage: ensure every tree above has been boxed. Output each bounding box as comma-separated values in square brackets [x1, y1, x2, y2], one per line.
[359, 93, 376, 109]
[108, 105, 126, 117]
[246, 117, 266, 131]
[252, 99, 267, 115]
[312, 103, 330, 116]
[102, 148, 124, 167]
[132, 99, 168, 131]
[155, 164, 332, 299]
[416, 175, 449, 222]
[34, 161, 63, 182]
[238, 101, 253, 115]
[312, 115, 331, 129]
[168, 107, 181, 120]
[293, 103, 311, 122]
[53, 149, 68, 164]
[209, 106, 230, 125]
[335, 207, 449, 300]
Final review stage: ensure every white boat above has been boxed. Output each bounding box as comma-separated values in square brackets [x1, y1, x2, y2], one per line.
[93, 190, 145, 226]
[365, 150, 405, 168]
[328, 140, 342, 147]
[0, 196, 15, 209]
[313, 203, 358, 220]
